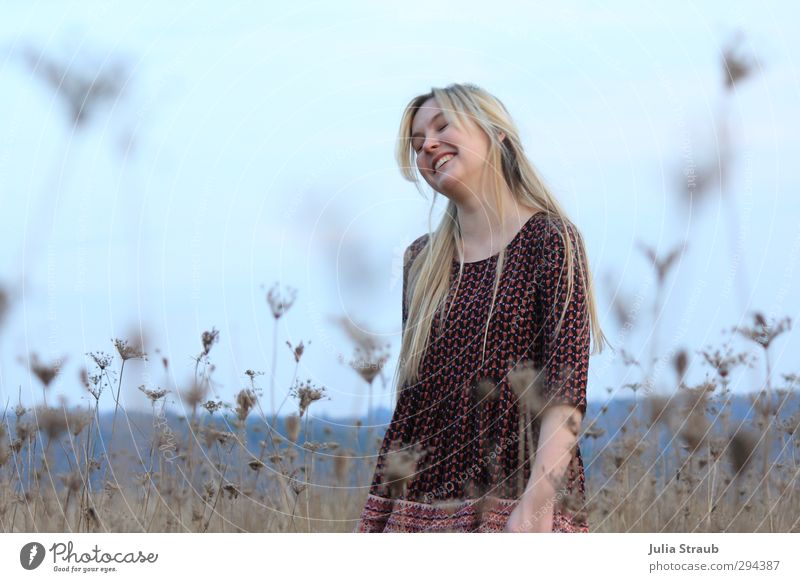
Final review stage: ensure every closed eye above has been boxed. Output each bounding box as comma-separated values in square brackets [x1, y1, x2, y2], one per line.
[413, 124, 449, 154]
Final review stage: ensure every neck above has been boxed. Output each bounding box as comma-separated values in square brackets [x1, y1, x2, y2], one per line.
[454, 190, 536, 256]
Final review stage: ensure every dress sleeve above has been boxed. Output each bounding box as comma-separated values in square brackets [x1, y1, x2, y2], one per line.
[530, 219, 590, 417]
[401, 234, 429, 338]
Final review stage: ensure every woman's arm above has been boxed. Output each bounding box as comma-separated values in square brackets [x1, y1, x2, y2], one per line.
[504, 404, 581, 532]
[505, 218, 590, 532]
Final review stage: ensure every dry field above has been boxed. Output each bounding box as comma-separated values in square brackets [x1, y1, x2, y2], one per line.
[1, 287, 797, 533]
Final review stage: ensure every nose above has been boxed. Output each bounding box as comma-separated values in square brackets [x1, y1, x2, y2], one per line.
[420, 140, 441, 169]
[420, 134, 441, 154]
[422, 129, 439, 152]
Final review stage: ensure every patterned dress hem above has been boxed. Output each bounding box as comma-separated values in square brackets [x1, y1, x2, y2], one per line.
[355, 493, 589, 533]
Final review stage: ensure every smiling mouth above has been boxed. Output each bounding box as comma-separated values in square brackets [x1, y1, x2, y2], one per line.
[434, 155, 455, 173]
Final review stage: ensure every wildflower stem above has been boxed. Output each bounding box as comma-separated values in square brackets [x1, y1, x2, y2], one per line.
[271, 321, 278, 423]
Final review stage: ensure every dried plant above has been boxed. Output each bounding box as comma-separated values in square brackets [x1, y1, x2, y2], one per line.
[266, 283, 298, 320]
[138, 385, 168, 403]
[291, 380, 328, 418]
[721, 29, 755, 91]
[728, 427, 758, 476]
[113, 338, 147, 362]
[200, 328, 220, 358]
[507, 359, 546, 418]
[284, 414, 301, 443]
[473, 377, 500, 403]
[734, 312, 791, 352]
[235, 388, 258, 423]
[380, 442, 427, 499]
[286, 340, 309, 363]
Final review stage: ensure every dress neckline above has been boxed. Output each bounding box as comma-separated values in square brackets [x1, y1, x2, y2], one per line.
[452, 211, 541, 266]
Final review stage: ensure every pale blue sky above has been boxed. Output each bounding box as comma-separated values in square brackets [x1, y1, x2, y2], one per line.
[0, 0, 798, 419]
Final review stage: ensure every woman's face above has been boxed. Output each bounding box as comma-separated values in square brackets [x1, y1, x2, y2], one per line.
[410, 97, 499, 200]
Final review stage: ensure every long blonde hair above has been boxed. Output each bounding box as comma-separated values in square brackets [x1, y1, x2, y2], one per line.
[393, 83, 607, 404]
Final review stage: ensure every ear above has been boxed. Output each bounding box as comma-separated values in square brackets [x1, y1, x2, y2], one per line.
[498, 131, 506, 143]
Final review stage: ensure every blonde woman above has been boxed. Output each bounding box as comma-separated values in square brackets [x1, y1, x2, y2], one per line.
[356, 83, 607, 533]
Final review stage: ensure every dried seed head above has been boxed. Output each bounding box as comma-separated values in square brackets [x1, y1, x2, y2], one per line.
[182, 379, 209, 410]
[87, 351, 113, 371]
[673, 349, 688, 381]
[507, 359, 546, 417]
[201, 399, 223, 415]
[222, 483, 240, 500]
[29, 353, 66, 388]
[244, 369, 264, 382]
[284, 414, 301, 443]
[679, 411, 709, 454]
[14, 422, 32, 443]
[291, 379, 328, 418]
[68, 411, 91, 437]
[638, 242, 683, 285]
[288, 467, 307, 496]
[59, 471, 83, 492]
[138, 384, 168, 403]
[734, 313, 791, 351]
[235, 388, 257, 422]
[728, 427, 758, 476]
[581, 424, 605, 440]
[380, 442, 427, 498]
[781, 413, 800, 437]
[333, 450, 351, 483]
[202, 480, 216, 502]
[267, 283, 298, 320]
[202, 427, 229, 449]
[200, 328, 220, 357]
[302, 441, 330, 452]
[680, 380, 716, 413]
[113, 338, 147, 361]
[721, 31, 754, 90]
[286, 339, 309, 363]
[708, 436, 726, 460]
[348, 341, 391, 386]
[647, 395, 674, 428]
[700, 345, 753, 381]
[35, 406, 70, 441]
[558, 488, 586, 516]
[473, 378, 500, 404]
[565, 413, 580, 437]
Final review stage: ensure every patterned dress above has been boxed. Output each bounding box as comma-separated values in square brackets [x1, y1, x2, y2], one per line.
[356, 211, 591, 533]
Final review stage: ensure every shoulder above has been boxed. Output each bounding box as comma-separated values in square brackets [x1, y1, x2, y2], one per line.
[404, 233, 430, 264]
[528, 213, 584, 257]
[526, 214, 588, 290]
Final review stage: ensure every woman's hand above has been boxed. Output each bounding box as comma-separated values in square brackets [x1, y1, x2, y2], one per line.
[503, 404, 581, 533]
[503, 497, 553, 533]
